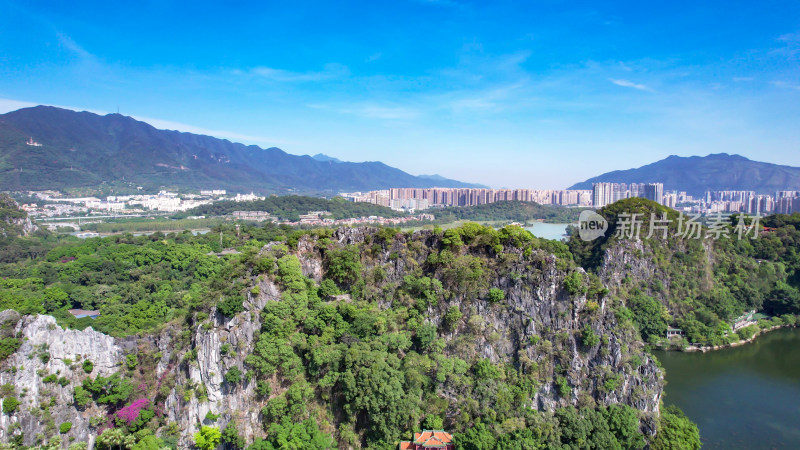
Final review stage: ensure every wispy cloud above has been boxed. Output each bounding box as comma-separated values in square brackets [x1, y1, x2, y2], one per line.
[244, 63, 350, 82]
[771, 81, 800, 91]
[771, 31, 800, 58]
[56, 33, 96, 62]
[445, 81, 528, 113]
[608, 78, 654, 92]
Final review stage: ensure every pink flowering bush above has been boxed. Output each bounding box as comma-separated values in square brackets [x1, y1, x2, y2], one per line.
[115, 398, 151, 429]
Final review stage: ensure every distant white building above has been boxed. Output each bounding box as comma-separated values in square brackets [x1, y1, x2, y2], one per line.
[233, 192, 264, 202]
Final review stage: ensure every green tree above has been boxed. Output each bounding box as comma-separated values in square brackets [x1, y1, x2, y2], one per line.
[194, 426, 222, 450]
[454, 423, 496, 450]
[222, 422, 246, 449]
[652, 405, 701, 450]
[224, 367, 242, 385]
[324, 247, 362, 287]
[628, 293, 668, 342]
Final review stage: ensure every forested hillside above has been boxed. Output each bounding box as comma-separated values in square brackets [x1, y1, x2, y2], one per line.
[0, 198, 702, 449]
[180, 196, 404, 221]
[568, 198, 800, 347]
[430, 201, 585, 225]
[0, 106, 482, 193]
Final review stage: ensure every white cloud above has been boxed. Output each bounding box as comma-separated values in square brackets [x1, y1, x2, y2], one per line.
[608, 78, 654, 92]
[57, 33, 94, 60]
[246, 63, 350, 82]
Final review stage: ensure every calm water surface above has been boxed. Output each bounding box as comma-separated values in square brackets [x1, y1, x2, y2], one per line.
[654, 327, 800, 449]
[525, 222, 572, 241]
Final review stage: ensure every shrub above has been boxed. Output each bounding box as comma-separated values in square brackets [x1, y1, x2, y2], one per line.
[0, 337, 21, 362]
[580, 324, 600, 349]
[217, 296, 245, 317]
[74, 386, 91, 407]
[126, 354, 138, 370]
[556, 376, 571, 398]
[256, 381, 271, 399]
[317, 279, 340, 299]
[2, 396, 20, 414]
[59, 422, 72, 434]
[220, 344, 231, 356]
[222, 422, 246, 449]
[442, 306, 463, 331]
[564, 272, 586, 295]
[488, 288, 505, 303]
[82, 360, 94, 374]
[116, 398, 149, 426]
[323, 247, 362, 286]
[224, 367, 242, 385]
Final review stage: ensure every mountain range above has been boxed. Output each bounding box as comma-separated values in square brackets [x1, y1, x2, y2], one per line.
[0, 106, 484, 193]
[568, 153, 800, 196]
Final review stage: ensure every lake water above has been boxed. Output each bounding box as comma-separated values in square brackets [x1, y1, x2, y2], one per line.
[653, 327, 800, 449]
[525, 222, 572, 241]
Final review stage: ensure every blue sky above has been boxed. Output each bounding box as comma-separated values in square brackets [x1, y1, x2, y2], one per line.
[1, 0, 799, 189]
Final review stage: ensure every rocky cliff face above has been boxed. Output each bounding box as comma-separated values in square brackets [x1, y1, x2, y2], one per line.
[0, 313, 123, 447]
[0, 226, 664, 447]
[161, 278, 284, 448]
[316, 228, 662, 424]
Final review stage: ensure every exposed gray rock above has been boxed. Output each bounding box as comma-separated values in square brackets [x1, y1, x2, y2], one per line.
[0, 315, 123, 447]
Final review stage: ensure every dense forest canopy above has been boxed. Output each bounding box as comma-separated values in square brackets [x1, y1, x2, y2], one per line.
[178, 196, 405, 221]
[429, 201, 586, 225]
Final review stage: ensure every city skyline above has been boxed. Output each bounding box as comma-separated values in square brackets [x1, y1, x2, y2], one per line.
[2, 1, 799, 189]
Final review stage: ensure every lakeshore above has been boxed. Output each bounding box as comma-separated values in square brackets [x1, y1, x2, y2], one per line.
[678, 323, 798, 352]
[654, 327, 800, 449]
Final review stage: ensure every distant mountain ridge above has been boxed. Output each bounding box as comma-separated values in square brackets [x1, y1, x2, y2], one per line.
[568, 153, 800, 196]
[311, 153, 344, 163]
[0, 106, 484, 193]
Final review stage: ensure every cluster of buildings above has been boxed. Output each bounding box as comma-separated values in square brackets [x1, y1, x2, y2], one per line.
[591, 183, 665, 208]
[342, 184, 800, 216]
[339, 187, 593, 211]
[694, 190, 800, 215]
[20, 189, 268, 218]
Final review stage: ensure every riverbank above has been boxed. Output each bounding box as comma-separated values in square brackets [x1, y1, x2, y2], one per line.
[680, 323, 798, 352]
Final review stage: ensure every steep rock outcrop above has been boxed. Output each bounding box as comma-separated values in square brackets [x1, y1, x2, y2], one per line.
[0, 315, 123, 447]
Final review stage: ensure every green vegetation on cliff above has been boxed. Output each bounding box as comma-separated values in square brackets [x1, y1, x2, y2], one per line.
[568, 199, 800, 347]
[0, 197, 701, 449]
